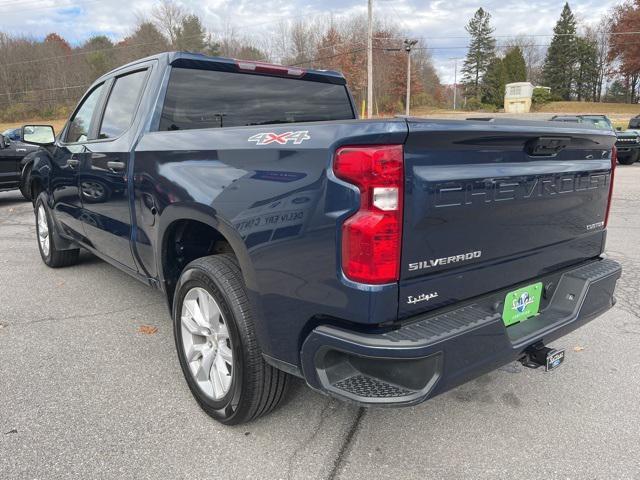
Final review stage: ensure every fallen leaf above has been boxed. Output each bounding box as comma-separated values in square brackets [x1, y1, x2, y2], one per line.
[138, 325, 158, 335]
[573, 346, 585, 352]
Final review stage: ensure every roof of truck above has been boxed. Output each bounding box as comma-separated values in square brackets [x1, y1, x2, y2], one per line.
[104, 51, 347, 85]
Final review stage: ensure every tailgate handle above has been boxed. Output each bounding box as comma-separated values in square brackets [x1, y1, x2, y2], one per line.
[526, 136, 571, 157]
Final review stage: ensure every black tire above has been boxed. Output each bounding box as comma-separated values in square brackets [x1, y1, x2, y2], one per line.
[35, 195, 80, 268]
[618, 154, 636, 166]
[172, 254, 289, 425]
[19, 163, 32, 201]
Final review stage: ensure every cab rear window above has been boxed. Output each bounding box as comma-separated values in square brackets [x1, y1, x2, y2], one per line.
[158, 67, 354, 131]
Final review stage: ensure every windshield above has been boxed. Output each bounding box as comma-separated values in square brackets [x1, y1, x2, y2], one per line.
[2, 128, 20, 140]
[582, 117, 613, 130]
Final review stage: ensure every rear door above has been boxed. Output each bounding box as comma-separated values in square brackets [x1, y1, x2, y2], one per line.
[400, 119, 616, 317]
[79, 67, 150, 270]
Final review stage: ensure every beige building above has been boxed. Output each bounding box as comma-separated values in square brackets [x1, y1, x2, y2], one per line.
[504, 82, 534, 113]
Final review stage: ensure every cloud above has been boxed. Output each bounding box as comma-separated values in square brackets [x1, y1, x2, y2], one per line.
[0, 0, 625, 82]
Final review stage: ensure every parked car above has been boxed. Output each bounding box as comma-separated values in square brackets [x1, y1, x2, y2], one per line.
[0, 127, 40, 198]
[549, 114, 638, 164]
[614, 129, 640, 165]
[24, 52, 622, 425]
[550, 114, 614, 130]
[629, 115, 640, 129]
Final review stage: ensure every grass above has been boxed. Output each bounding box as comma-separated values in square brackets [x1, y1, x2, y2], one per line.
[537, 101, 640, 115]
[1, 101, 638, 134]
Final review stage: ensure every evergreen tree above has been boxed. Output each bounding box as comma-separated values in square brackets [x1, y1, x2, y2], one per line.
[574, 37, 599, 101]
[83, 36, 114, 78]
[481, 57, 506, 107]
[174, 14, 207, 52]
[604, 80, 627, 103]
[503, 47, 527, 83]
[461, 8, 496, 100]
[542, 3, 578, 100]
[120, 22, 170, 60]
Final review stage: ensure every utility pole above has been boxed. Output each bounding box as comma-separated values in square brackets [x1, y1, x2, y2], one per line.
[448, 57, 460, 110]
[404, 39, 418, 116]
[367, 0, 373, 119]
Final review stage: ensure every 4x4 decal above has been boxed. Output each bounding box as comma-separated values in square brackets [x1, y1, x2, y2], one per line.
[248, 131, 311, 145]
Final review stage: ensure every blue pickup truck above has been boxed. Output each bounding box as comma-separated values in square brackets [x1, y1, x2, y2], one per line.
[24, 52, 622, 425]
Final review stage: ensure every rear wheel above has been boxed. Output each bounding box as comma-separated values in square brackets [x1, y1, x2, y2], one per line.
[173, 255, 289, 425]
[35, 196, 79, 268]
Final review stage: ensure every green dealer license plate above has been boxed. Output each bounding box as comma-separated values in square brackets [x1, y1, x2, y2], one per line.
[502, 282, 543, 327]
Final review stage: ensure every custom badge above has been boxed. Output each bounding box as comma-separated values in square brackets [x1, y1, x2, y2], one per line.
[248, 131, 311, 145]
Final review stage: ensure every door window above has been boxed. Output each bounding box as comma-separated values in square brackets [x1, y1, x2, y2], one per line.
[65, 84, 104, 143]
[98, 70, 148, 139]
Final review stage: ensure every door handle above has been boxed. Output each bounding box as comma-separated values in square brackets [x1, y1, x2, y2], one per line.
[107, 161, 126, 171]
[66, 158, 80, 168]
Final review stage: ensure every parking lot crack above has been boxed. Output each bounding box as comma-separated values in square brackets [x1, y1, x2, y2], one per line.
[7, 302, 164, 328]
[326, 407, 365, 480]
[284, 398, 336, 480]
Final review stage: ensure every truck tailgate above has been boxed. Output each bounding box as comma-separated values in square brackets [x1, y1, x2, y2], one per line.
[400, 119, 616, 318]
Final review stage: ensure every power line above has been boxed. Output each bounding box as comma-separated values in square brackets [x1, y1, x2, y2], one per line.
[0, 95, 80, 106]
[288, 47, 367, 67]
[375, 30, 640, 41]
[0, 83, 89, 97]
[413, 40, 640, 51]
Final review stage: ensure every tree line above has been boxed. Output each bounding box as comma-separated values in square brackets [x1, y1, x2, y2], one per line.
[2, 0, 639, 122]
[461, 1, 640, 109]
[0, 0, 442, 122]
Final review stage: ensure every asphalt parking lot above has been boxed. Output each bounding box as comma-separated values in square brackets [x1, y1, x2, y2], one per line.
[1, 165, 639, 480]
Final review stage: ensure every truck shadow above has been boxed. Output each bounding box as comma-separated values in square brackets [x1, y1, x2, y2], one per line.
[0, 190, 29, 208]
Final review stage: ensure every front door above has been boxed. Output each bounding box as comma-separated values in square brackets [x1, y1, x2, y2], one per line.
[79, 68, 149, 270]
[50, 83, 106, 241]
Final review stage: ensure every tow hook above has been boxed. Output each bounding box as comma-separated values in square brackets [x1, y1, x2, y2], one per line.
[520, 343, 566, 372]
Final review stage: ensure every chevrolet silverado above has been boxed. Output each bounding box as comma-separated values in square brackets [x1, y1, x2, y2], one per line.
[24, 52, 622, 424]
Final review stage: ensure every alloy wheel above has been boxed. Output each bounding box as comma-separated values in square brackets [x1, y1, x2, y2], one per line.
[180, 287, 234, 400]
[37, 204, 50, 257]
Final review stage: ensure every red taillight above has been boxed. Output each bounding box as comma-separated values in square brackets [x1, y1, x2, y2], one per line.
[605, 146, 617, 228]
[334, 145, 404, 284]
[235, 60, 305, 77]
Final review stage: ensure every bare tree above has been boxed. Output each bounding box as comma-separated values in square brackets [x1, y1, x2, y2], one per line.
[584, 17, 612, 102]
[151, 0, 185, 47]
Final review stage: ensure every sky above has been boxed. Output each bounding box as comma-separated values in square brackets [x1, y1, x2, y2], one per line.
[0, 0, 628, 83]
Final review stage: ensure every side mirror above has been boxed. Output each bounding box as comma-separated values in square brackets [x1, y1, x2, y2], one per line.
[0, 134, 7, 149]
[22, 125, 55, 146]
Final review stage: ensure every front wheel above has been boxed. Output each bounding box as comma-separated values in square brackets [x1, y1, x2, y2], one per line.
[19, 164, 32, 201]
[173, 255, 289, 425]
[617, 151, 637, 165]
[35, 196, 79, 267]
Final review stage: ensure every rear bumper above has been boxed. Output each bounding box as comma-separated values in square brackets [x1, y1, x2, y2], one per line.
[300, 258, 622, 406]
